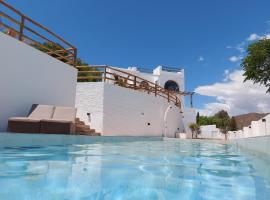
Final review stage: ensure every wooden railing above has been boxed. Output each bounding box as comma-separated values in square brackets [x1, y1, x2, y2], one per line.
[0, 1, 77, 66]
[77, 65, 183, 109]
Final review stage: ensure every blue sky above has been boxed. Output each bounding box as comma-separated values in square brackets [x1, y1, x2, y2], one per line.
[5, 0, 270, 115]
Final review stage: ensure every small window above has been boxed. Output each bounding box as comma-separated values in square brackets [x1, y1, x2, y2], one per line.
[164, 80, 179, 92]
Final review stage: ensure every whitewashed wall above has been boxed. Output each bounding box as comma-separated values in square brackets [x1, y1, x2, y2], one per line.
[76, 82, 185, 137]
[182, 108, 196, 133]
[155, 69, 185, 92]
[0, 32, 77, 131]
[76, 83, 104, 133]
[199, 125, 225, 140]
[228, 114, 270, 140]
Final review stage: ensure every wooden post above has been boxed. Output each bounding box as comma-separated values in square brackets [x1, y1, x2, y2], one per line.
[19, 15, 25, 41]
[167, 91, 170, 102]
[73, 48, 77, 68]
[154, 84, 157, 96]
[190, 94, 193, 108]
[103, 66, 107, 82]
[134, 76, 136, 90]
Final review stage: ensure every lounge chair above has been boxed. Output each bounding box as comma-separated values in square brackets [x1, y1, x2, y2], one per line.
[8, 105, 54, 133]
[40, 106, 77, 134]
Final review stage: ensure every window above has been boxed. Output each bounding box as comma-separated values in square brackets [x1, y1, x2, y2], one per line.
[164, 80, 179, 92]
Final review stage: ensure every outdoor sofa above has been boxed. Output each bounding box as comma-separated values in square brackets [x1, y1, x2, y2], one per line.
[8, 105, 77, 134]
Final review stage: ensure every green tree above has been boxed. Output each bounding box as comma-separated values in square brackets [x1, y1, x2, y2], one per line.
[189, 123, 201, 139]
[241, 39, 270, 93]
[230, 117, 237, 131]
[214, 110, 230, 120]
[196, 112, 200, 124]
[218, 117, 231, 140]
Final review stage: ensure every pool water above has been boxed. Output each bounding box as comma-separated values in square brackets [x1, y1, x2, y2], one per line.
[0, 137, 270, 200]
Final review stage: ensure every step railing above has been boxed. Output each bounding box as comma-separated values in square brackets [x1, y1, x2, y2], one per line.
[0, 1, 77, 67]
[77, 65, 183, 109]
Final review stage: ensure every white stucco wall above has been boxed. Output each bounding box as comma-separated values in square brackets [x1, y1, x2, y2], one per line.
[75, 83, 104, 133]
[228, 114, 270, 140]
[199, 125, 225, 140]
[76, 82, 184, 137]
[182, 107, 196, 133]
[0, 32, 77, 131]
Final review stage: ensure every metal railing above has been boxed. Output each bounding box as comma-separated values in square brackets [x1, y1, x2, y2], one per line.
[0, 1, 77, 66]
[161, 66, 182, 72]
[77, 65, 183, 109]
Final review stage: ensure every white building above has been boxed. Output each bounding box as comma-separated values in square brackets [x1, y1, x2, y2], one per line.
[229, 114, 270, 139]
[76, 66, 196, 137]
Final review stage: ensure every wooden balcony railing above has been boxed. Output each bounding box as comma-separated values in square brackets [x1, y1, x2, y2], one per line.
[77, 65, 183, 109]
[0, 1, 77, 67]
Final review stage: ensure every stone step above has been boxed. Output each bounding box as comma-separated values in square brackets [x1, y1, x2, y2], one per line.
[75, 124, 90, 129]
[75, 117, 99, 136]
[75, 121, 86, 126]
[75, 126, 95, 132]
[76, 130, 98, 135]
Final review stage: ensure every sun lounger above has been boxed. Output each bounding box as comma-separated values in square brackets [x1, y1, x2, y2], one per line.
[40, 106, 77, 134]
[8, 105, 54, 133]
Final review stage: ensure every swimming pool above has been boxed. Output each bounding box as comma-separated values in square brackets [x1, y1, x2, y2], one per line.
[0, 133, 270, 200]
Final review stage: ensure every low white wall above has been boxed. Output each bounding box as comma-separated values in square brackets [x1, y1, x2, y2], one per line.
[199, 125, 225, 140]
[76, 82, 185, 137]
[0, 32, 77, 131]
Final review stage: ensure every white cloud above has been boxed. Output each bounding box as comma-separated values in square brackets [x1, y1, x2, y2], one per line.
[229, 56, 242, 63]
[247, 33, 260, 41]
[195, 70, 270, 116]
[246, 33, 270, 41]
[223, 69, 230, 81]
[264, 33, 270, 39]
[198, 56, 204, 62]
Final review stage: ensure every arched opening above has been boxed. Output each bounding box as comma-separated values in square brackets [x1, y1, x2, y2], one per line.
[164, 80, 179, 92]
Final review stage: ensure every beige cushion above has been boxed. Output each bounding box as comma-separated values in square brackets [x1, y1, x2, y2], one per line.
[28, 105, 54, 120]
[8, 117, 40, 122]
[41, 119, 72, 123]
[52, 106, 77, 122]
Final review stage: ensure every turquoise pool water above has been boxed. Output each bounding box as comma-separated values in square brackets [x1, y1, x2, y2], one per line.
[0, 134, 270, 200]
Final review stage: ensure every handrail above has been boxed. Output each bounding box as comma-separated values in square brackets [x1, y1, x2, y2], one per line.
[77, 65, 183, 109]
[161, 66, 182, 72]
[0, 1, 77, 67]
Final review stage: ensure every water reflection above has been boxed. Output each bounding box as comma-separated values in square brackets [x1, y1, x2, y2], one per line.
[0, 139, 269, 199]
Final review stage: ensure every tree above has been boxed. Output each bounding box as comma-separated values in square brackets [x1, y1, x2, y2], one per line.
[241, 39, 270, 93]
[213, 110, 231, 139]
[230, 117, 237, 131]
[218, 118, 231, 140]
[214, 110, 230, 119]
[189, 123, 201, 139]
[195, 110, 240, 139]
[196, 112, 200, 124]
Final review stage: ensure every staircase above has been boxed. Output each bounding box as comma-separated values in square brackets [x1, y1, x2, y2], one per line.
[75, 118, 100, 136]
